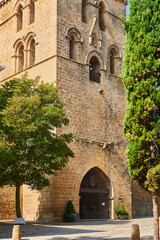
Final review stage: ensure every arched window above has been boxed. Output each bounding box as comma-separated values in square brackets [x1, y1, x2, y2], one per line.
[17, 5, 23, 32]
[17, 43, 24, 71]
[69, 33, 78, 61]
[110, 49, 117, 74]
[30, 0, 35, 24]
[89, 56, 101, 83]
[99, 2, 106, 31]
[82, 0, 88, 23]
[28, 38, 35, 66]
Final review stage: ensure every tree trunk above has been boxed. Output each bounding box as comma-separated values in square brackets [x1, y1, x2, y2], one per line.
[152, 193, 159, 240]
[16, 184, 22, 218]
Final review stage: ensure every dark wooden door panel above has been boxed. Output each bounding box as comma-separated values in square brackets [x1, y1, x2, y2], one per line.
[80, 192, 110, 219]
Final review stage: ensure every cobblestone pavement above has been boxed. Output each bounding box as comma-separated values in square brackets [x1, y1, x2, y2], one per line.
[0, 217, 156, 240]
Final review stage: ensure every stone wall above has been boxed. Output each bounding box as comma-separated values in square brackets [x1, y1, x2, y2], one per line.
[54, 0, 131, 221]
[0, 186, 23, 220]
[0, 0, 57, 220]
[0, 187, 16, 220]
[132, 181, 160, 217]
[0, 0, 132, 221]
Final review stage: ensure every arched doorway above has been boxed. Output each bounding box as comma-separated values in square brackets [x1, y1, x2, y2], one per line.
[79, 167, 112, 219]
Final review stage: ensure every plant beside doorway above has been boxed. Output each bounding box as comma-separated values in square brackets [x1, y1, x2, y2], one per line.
[115, 204, 129, 220]
[63, 200, 79, 222]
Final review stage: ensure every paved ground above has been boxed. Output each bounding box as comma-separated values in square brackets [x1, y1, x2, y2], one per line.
[0, 217, 156, 240]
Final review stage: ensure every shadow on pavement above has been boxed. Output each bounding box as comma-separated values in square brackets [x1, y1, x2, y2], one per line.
[78, 220, 130, 226]
[0, 219, 130, 239]
[0, 224, 104, 239]
[108, 236, 152, 240]
[21, 236, 153, 240]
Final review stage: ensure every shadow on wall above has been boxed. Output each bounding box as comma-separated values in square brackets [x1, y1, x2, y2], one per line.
[35, 177, 56, 221]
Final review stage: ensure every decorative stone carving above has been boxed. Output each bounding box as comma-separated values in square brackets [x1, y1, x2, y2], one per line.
[89, 16, 102, 48]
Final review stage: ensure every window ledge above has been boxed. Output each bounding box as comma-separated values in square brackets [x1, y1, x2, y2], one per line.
[109, 73, 121, 79]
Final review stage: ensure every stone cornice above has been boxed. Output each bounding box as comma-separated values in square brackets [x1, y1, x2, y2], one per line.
[0, 0, 10, 8]
[0, 0, 128, 8]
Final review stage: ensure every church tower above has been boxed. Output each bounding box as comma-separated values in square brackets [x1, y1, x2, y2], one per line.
[0, 0, 132, 221]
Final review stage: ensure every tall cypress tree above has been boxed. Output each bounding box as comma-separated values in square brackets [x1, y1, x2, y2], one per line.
[122, 0, 160, 239]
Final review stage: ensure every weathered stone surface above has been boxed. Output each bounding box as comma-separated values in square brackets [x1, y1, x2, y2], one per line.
[12, 225, 21, 240]
[131, 224, 140, 240]
[0, 0, 134, 221]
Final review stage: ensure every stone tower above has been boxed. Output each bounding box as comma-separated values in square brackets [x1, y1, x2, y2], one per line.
[0, 0, 132, 221]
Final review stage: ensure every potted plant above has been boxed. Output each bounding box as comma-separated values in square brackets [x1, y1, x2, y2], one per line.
[115, 204, 129, 220]
[63, 200, 79, 222]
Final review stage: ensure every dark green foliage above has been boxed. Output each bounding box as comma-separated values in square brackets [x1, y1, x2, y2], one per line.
[115, 204, 129, 220]
[122, 0, 160, 194]
[63, 200, 78, 222]
[65, 200, 76, 215]
[0, 73, 74, 190]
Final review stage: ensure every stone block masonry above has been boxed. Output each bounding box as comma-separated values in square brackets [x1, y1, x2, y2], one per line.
[0, 0, 148, 221]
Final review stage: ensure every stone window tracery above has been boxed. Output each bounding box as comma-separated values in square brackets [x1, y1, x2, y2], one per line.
[13, 33, 36, 73]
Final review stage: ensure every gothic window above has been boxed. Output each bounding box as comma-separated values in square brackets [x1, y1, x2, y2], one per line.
[17, 43, 24, 72]
[17, 5, 23, 32]
[99, 2, 106, 31]
[28, 38, 35, 66]
[110, 49, 117, 74]
[69, 33, 78, 61]
[30, 0, 35, 24]
[89, 56, 101, 83]
[82, 0, 88, 23]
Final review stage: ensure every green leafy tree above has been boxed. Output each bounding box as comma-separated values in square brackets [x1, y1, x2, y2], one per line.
[0, 74, 74, 218]
[122, 0, 160, 239]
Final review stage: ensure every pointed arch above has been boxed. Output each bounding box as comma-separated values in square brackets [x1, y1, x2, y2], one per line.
[79, 167, 112, 219]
